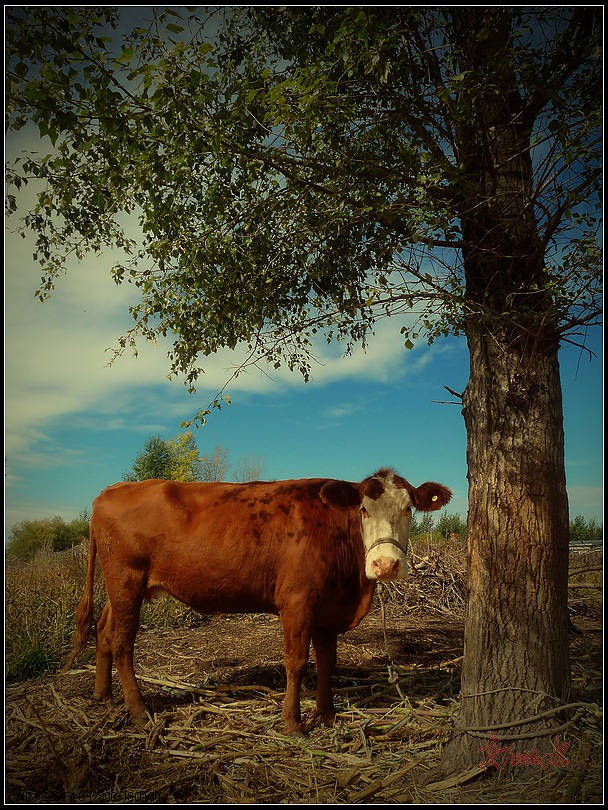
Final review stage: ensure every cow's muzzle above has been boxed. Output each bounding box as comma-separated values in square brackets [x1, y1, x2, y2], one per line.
[365, 538, 408, 581]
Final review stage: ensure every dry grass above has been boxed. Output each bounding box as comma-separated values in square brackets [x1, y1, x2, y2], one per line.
[5, 546, 206, 681]
[4, 542, 602, 804]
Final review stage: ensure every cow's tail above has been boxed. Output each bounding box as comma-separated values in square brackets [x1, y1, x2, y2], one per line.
[60, 524, 98, 673]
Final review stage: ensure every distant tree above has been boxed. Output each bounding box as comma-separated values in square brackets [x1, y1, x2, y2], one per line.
[123, 432, 238, 483]
[167, 431, 204, 481]
[232, 454, 266, 483]
[436, 513, 467, 540]
[123, 434, 175, 481]
[199, 444, 230, 482]
[63, 510, 91, 548]
[7, 518, 58, 560]
[411, 513, 435, 538]
[569, 515, 602, 546]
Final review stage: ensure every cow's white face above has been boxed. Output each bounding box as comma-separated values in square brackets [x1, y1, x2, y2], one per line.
[319, 468, 451, 583]
[360, 475, 411, 581]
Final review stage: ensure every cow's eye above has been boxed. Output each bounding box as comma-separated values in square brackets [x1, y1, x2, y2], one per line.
[360, 506, 370, 518]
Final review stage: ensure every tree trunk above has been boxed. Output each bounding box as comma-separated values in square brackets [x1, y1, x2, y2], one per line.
[437, 8, 573, 775]
[440, 327, 571, 772]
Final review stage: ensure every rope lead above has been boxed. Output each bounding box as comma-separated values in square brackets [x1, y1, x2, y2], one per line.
[378, 583, 406, 702]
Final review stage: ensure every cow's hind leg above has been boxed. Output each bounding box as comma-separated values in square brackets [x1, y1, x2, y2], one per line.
[98, 572, 148, 725]
[110, 595, 147, 725]
[312, 627, 338, 727]
[94, 600, 114, 703]
[281, 609, 313, 734]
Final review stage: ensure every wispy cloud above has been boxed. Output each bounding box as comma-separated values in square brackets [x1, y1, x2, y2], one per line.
[324, 403, 363, 419]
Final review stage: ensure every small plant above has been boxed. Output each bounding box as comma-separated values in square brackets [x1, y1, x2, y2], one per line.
[8, 643, 56, 682]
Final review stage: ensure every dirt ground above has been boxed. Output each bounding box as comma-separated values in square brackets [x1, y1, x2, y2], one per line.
[5, 592, 603, 805]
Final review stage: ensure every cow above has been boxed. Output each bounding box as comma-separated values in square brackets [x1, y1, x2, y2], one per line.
[62, 468, 451, 733]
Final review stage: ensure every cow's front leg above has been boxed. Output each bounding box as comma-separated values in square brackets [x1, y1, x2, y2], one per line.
[312, 627, 338, 727]
[281, 610, 312, 734]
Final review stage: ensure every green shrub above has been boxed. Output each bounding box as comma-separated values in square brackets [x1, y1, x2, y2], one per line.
[8, 643, 57, 682]
[408, 530, 466, 557]
[569, 515, 603, 547]
[7, 513, 90, 560]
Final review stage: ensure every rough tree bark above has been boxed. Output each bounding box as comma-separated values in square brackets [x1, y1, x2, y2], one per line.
[447, 329, 571, 768]
[439, 9, 572, 772]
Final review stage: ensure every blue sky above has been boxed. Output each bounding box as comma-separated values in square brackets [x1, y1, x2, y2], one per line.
[5, 177, 603, 537]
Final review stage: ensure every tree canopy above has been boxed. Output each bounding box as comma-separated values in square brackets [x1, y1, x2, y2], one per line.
[5, 8, 601, 416]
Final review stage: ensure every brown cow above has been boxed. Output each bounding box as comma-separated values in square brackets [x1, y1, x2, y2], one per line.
[63, 468, 451, 733]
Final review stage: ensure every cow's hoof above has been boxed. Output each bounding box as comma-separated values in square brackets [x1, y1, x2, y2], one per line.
[282, 721, 305, 736]
[129, 708, 149, 727]
[318, 710, 336, 728]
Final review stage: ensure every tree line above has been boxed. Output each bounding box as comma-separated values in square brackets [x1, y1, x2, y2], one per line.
[7, 512, 91, 561]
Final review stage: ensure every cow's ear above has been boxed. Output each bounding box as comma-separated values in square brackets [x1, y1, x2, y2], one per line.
[319, 480, 361, 511]
[409, 482, 452, 512]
